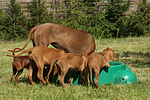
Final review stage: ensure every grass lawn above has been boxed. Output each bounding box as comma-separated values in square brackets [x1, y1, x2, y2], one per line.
[0, 36, 150, 99]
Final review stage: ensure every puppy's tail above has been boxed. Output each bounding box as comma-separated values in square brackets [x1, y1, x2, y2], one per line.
[8, 48, 22, 56]
[7, 48, 33, 57]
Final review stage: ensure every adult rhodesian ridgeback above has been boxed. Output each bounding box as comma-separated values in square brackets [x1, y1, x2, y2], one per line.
[102, 47, 115, 62]
[8, 23, 95, 56]
[7, 46, 65, 85]
[56, 53, 88, 88]
[87, 52, 110, 88]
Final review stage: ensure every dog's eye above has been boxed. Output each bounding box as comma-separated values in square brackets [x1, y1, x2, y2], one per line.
[120, 78, 124, 82]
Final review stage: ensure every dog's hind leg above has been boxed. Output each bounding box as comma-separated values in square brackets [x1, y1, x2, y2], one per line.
[37, 63, 46, 85]
[28, 65, 35, 85]
[93, 68, 100, 88]
[15, 69, 23, 83]
[89, 67, 93, 85]
[83, 68, 89, 87]
[52, 65, 58, 84]
[58, 71, 68, 88]
[45, 60, 56, 83]
[68, 71, 73, 86]
[58, 66, 68, 88]
[11, 66, 17, 82]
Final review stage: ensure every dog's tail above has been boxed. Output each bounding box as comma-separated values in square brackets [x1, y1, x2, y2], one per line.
[8, 26, 38, 52]
[9, 48, 22, 56]
[7, 48, 33, 57]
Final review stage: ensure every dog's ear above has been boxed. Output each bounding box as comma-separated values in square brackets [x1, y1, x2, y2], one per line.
[103, 55, 109, 62]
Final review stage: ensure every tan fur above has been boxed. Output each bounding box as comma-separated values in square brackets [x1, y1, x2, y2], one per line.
[11, 56, 29, 83]
[56, 53, 88, 88]
[8, 48, 30, 83]
[87, 52, 110, 88]
[102, 47, 115, 62]
[8, 23, 95, 56]
[7, 46, 65, 85]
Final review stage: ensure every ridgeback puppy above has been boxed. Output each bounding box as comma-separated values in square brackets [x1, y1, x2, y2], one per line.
[102, 47, 115, 62]
[56, 53, 88, 88]
[87, 52, 110, 88]
[11, 56, 29, 83]
[9, 48, 29, 83]
[8, 23, 95, 56]
[7, 46, 65, 85]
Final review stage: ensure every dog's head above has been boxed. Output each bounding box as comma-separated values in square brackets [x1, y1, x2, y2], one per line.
[102, 47, 115, 62]
[103, 55, 110, 68]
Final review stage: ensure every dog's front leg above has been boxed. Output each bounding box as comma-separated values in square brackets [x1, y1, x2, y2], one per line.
[15, 69, 23, 84]
[58, 75, 68, 88]
[93, 68, 100, 88]
[52, 65, 58, 84]
[11, 66, 17, 83]
[84, 68, 89, 87]
[68, 71, 73, 86]
[45, 61, 55, 83]
[37, 65, 46, 85]
[58, 69, 68, 88]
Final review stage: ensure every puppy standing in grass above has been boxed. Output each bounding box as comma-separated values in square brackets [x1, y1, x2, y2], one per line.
[88, 52, 110, 88]
[7, 46, 65, 85]
[9, 48, 30, 83]
[56, 53, 89, 88]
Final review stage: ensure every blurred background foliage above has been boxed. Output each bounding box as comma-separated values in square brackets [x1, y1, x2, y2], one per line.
[0, 0, 150, 40]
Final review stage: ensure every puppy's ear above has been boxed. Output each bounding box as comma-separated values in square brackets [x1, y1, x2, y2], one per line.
[103, 56, 110, 68]
[104, 55, 109, 62]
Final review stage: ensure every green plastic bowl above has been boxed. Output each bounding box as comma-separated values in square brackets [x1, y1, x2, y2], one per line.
[115, 70, 137, 84]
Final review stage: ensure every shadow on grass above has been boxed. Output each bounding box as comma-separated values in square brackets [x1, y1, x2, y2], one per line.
[18, 77, 30, 84]
[17, 77, 41, 84]
[115, 51, 150, 68]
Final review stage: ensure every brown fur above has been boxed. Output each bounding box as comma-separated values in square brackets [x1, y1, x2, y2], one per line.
[87, 52, 110, 88]
[9, 48, 29, 83]
[11, 56, 29, 83]
[102, 47, 115, 62]
[8, 23, 95, 56]
[7, 46, 65, 85]
[56, 53, 88, 88]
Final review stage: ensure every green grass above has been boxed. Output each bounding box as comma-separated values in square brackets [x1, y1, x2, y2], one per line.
[0, 36, 150, 99]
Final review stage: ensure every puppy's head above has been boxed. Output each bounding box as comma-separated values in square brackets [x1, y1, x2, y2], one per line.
[103, 56, 110, 68]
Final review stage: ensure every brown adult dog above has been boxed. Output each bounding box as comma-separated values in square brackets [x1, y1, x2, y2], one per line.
[87, 52, 110, 88]
[102, 47, 115, 62]
[10, 48, 30, 83]
[56, 53, 88, 88]
[7, 46, 65, 85]
[8, 23, 95, 56]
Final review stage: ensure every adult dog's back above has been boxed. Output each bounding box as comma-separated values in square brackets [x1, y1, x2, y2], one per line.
[9, 23, 95, 56]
